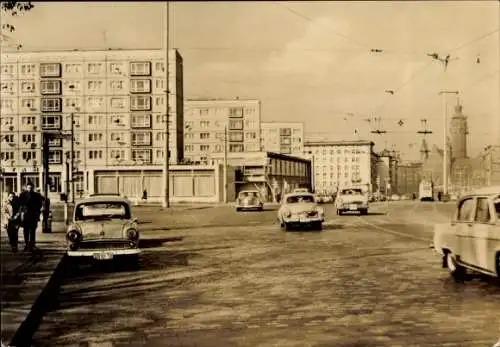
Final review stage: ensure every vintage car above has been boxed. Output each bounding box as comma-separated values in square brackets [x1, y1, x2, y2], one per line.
[335, 188, 369, 215]
[433, 186, 500, 280]
[66, 195, 140, 264]
[236, 190, 264, 211]
[278, 192, 325, 231]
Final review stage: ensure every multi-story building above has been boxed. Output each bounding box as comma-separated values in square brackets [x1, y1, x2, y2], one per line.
[0, 49, 184, 196]
[303, 140, 377, 194]
[396, 162, 423, 196]
[376, 149, 399, 195]
[260, 122, 304, 157]
[183, 99, 261, 163]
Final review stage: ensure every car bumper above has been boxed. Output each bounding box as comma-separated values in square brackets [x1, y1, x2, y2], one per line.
[283, 217, 323, 224]
[338, 204, 368, 211]
[236, 204, 262, 210]
[68, 248, 140, 257]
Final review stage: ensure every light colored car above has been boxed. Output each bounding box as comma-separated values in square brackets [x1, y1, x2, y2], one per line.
[278, 192, 325, 231]
[433, 186, 500, 280]
[391, 194, 401, 201]
[66, 195, 140, 265]
[293, 188, 310, 193]
[236, 190, 264, 211]
[335, 188, 369, 215]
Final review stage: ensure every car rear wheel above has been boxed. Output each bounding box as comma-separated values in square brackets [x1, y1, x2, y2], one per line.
[496, 253, 500, 277]
[360, 209, 368, 216]
[447, 252, 466, 281]
[236, 208, 241, 212]
[284, 223, 293, 231]
[311, 221, 322, 231]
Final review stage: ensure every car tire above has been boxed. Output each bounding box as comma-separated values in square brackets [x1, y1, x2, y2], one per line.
[236, 208, 241, 212]
[284, 223, 293, 231]
[337, 209, 343, 216]
[447, 252, 466, 281]
[360, 209, 368, 216]
[312, 221, 322, 231]
[496, 253, 500, 277]
[258, 206, 264, 211]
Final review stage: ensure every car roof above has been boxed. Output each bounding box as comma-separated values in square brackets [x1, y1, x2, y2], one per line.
[461, 185, 500, 198]
[239, 190, 260, 193]
[283, 192, 315, 199]
[76, 195, 131, 205]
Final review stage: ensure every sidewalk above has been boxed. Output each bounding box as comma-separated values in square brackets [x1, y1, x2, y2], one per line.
[1, 225, 67, 347]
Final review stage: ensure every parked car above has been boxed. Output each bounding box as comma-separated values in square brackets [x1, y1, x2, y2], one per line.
[66, 195, 140, 266]
[278, 192, 325, 231]
[236, 190, 264, 211]
[433, 186, 500, 280]
[390, 194, 401, 201]
[335, 188, 369, 215]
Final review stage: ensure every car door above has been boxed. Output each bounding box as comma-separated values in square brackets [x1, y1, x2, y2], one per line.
[470, 196, 494, 273]
[455, 196, 476, 265]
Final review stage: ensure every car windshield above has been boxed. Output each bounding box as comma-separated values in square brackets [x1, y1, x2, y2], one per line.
[75, 202, 131, 221]
[286, 195, 315, 204]
[340, 189, 363, 195]
[239, 191, 259, 198]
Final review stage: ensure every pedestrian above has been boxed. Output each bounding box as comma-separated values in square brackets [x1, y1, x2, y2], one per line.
[2, 192, 21, 253]
[142, 189, 148, 201]
[18, 181, 44, 252]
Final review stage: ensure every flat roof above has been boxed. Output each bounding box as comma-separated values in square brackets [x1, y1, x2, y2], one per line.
[304, 140, 374, 146]
[462, 185, 500, 197]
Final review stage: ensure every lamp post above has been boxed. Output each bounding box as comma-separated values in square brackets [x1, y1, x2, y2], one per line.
[162, 1, 170, 208]
[439, 90, 459, 198]
[223, 125, 228, 203]
[307, 150, 315, 193]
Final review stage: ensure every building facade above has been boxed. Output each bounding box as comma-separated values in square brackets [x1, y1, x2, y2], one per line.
[303, 140, 377, 194]
[375, 149, 399, 195]
[0, 49, 184, 198]
[260, 122, 304, 157]
[183, 99, 261, 163]
[396, 162, 423, 196]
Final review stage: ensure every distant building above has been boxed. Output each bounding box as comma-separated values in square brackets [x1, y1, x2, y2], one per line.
[476, 145, 500, 186]
[449, 103, 468, 160]
[183, 99, 261, 163]
[260, 122, 304, 157]
[0, 49, 184, 199]
[396, 162, 423, 196]
[303, 140, 377, 194]
[375, 149, 399, 195]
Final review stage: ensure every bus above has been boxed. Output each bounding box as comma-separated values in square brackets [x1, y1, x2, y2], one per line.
[419, 179, 434, 201]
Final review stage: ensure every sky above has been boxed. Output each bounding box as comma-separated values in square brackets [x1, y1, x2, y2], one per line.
[1, 1, 499, 161]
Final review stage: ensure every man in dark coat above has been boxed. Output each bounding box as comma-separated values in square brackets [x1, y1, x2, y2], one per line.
[18, 181, 44, 252]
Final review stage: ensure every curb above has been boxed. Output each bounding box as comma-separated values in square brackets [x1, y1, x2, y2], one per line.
[9, 253, 67, 347]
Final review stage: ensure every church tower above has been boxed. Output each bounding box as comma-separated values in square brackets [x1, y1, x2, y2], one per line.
[449, 100, 468, 159]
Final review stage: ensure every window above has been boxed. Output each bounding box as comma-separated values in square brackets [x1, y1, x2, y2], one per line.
[47, 150, 62, 164]
[1, 116, 14, 126]
[200, 132, 210, 140]
[88, 150, 103, 160]
[20, 64, 36, 75]
[110, 80, 125, 91]
[246, 132, 257, 139]
[457, 198, 475, 221]
[215, 144, 222, 152]
[110, 132, 124, 142]
[88, 133, 104, 142]
[48, 137, 62, 147]
[65, 98, 81, 109]
[185, 144, 194, 152]
[280, 146, 291, 154]
[22, 151, 37, 161]
[200, 120, 210, 128]
[131, 132, 152, 146]
[64, 81, 81, 92]
[1, 99, 14, 111]
[229, 119, 243, 130]
[475, 197, 491, 223]
[130, 79, 151, 93]
[110, 149, 125, 160]
[64, 64, 82, 74]
[229, 144, 244, 152]
[87, 97, 104, 109]
[109, 63, 125, 75]
[40, 80, 61, 95]
[131, 149, 152, 163]
[2, 134, 14, 143]
[21, 82, 35, 93]
[21, 98, 35, 109]
[87, 80, 103, 92]
[155, 79, 164, 89]
[40, 63, 61, 77]
[281, 137, 291, 145]
[0, 82, 14, 93]
[130, 62, 151, 76]
[22, 134, 36, 143]
[280, 128, 292, 136]
[155, 96, 164, 106]
[131, 114, 151, 128]
[1, 151, 15, 161]
[229, 131, 243, 142]
[110, 97, 126, 109]
[1, 64, 14, 74]
[155, 62, 165, 72]
[41, 115, 61, 129]
[200, 145, 210, 152]
[40, 98, 62, 112]
[21, 116, 36, 125]
[130, 96, 151, 111]
[88, 115, 104, 125]
[229, 107, 243, 118]
[87, 63, 103, 74]
[111, 114, 125, 126]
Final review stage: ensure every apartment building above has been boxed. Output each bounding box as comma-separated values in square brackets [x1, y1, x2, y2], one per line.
[303, 140, 377, 194]
[0, 49, 183, 195]
[260, 122, 304, 157]
[183, 99, 261, 163]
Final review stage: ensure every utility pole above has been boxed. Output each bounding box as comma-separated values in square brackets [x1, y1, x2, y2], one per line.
[70, 111, 75, 204]
[223, 125, 228, 203]
[162, 1, 170, 208]
[439, 90, 459, 198]
[42, 132, 50, 233]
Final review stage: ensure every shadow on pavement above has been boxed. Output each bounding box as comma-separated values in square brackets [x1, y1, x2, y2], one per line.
[323, 223, 344, 230]
[139, 236, 184, 249]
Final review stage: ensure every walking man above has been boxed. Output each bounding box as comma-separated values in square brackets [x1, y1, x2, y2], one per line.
[2, 192, 21, 253]
[18, 181, 44, 252]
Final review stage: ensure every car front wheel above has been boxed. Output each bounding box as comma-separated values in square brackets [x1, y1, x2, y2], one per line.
[447, 252, 466, 281]
[311, 221, 322, 231]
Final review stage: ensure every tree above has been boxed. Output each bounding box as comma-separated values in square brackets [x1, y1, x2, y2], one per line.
[1, 1, 35, 33]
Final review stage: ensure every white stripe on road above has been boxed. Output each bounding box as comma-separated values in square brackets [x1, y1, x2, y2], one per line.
[355, 216, 431, 243]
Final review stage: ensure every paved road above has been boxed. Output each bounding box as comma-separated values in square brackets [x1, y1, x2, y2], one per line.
[32, 201, 500, 346]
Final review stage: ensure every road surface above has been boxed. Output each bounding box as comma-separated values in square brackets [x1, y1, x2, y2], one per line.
[32, 201, 500, 346]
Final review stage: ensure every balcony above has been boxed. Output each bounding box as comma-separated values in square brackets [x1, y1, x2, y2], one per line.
[130, 96, 152, 111]
[129, 62, 152, 77]
[130, 79, 152, 94]
[41, 98, 62, 112]
[41, 115, 62, 130]
[40, 80, 62, 95]
[131, 132, 152, 146]
[40, 63, 62, 78]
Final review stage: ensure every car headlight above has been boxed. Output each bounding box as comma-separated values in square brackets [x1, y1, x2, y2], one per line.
[127, 228, 139, 241]
[283, 209, 292, 218]
[66, 229, 82, 243]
